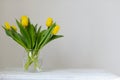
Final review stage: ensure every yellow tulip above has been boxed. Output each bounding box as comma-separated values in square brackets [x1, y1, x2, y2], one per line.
[4, 22, 11, 30]
[52, 25, 60, 35]
[21, 16, 28, 27]
[46, 17, 53, 27]
[11, 25, 17, 31]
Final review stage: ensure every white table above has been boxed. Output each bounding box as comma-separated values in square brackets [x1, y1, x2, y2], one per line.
[0, 69, 119, 80]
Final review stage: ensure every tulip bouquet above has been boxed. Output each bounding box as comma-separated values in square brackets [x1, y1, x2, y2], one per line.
[3, 16, 63, 71]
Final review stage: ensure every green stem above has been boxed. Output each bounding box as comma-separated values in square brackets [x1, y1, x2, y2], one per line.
[24, 49, 41, 71]
[34, 57, 41, 71]
[24, 57, 33, 71]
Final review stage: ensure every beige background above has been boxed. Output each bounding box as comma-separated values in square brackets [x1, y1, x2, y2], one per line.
[0, 0, 120, 75]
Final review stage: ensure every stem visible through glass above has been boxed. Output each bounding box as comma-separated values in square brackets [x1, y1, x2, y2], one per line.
[24, 49, 41, 72]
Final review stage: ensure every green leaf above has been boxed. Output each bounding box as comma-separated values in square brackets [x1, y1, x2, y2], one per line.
[11, 29, 28, 49]
[37, 26, 41, 34]
[37, 23, 56, 50]
[34, 24, 38, 32]
[16, 20, 31, 49]
[44, 35, 63, 46]
[35, 29, 46, 50]
[34, 26, 41, 49]
[27, 24, 36, 49]
[3, 27, 28, 49]
[3, 29, 11, 37]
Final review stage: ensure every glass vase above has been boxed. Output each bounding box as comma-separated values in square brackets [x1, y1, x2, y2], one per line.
[23, 49, 42, 72]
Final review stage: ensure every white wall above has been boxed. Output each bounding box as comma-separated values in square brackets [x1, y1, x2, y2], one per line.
[0, 0, 120, 75]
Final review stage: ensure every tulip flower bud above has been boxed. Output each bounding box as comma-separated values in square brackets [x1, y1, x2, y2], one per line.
[21, 16, 28, 27]
[52, 25, 60, 35]
[11, 25, 17, 31]
[4, 22, 11, 30]
[46, 17, 53, 27]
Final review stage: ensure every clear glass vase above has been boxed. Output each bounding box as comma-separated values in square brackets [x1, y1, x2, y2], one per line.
[23, 49, 42, 72]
